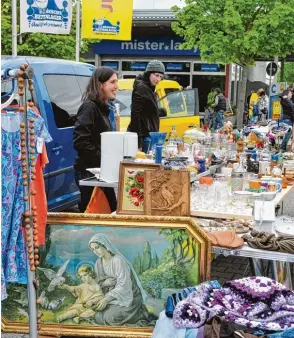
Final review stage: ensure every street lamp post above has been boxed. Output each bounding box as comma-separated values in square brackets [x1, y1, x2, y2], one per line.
[12, 0, 17, 56]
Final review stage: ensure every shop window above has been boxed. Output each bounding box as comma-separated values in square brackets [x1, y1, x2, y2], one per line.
[122, 61, 148, 71]
[44, 74, 90, 128]
[193, 64, 225, 72]
[164, 62, 190, 72]
[102, 61, 119, 70]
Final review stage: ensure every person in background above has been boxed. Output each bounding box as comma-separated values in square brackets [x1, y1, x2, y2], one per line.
[246, 90, 254, 108]
[128, 60, 166, 152]
[280, 89, 294, 152]
[213, 88, 226, 130]
[257, 89, 269, 121]
[288, 83, 294, 104]
[73, 67, 118, 212]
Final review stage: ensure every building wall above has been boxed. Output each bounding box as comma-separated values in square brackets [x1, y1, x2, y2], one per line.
[134, 0, 183, 9]
[247, 62, 267, 83]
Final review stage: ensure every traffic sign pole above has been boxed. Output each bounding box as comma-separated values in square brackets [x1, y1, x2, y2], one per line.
[269, 62, 273, 100]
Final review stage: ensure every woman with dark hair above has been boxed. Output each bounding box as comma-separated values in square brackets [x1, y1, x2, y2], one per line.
[128, 60, 165, 152]
[73, 67, 118, 212]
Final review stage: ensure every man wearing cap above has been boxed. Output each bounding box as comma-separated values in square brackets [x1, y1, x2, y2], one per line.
[128, 60, 166, 152]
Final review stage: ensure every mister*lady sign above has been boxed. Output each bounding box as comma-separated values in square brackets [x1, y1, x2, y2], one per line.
[20, 0, 72, 34]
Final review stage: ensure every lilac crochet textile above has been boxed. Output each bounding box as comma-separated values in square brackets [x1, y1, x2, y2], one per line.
[173, 277, 294, 331]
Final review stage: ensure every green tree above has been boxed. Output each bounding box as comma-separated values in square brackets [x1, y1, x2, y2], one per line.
[159, 229, 197, 264]
[1, 0, 95, 60]
[133, 252, 142, 275]
[278, 62, 294, 83]
[151, 251, 159, 269]
[141, 241, 152, 272]
[172, 0, 294, 127]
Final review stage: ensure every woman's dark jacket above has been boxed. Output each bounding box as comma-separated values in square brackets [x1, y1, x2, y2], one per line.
[281, 97, 294, 122]
[73, 99, 111, 171]
[127, 74, 159, 148]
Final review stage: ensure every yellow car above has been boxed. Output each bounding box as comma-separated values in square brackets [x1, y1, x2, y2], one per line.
[116, 79, 200, 136]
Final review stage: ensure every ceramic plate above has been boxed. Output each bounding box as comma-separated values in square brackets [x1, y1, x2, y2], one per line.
[275, 223, 294, 236]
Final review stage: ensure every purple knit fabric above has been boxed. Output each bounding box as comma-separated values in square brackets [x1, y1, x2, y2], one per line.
[173, 277, 294, 331]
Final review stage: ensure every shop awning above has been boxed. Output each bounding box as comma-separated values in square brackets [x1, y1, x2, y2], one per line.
[133, 9, 175, 21]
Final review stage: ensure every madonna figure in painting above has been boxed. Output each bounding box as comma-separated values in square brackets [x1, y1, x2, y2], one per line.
[88, 233, 156, 326]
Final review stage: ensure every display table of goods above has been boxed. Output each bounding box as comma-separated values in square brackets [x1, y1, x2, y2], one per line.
[194, 216, 294, 264]
[190, 182, 294, 220]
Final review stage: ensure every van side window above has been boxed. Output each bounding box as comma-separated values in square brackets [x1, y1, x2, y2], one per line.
[43, 75, 90, 128]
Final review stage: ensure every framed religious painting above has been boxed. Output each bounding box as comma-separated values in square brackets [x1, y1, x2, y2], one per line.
[2, 213, 211, 337]
[117, 162, 161, 215]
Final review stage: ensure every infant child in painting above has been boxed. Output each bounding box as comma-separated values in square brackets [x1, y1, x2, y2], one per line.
[56, 264, 104, 324]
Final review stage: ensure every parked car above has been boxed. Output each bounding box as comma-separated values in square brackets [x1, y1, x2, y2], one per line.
[1, 56, 199, 211]
[1, 56, 95, 211]
[116, 78, 200, 136]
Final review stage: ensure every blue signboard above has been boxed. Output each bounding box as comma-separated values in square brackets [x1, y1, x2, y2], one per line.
[201, 64, 218, 72]
[166, 63, 183, 71]
[101, 61, 119, 70]
[130, 62, 148, 70]
[93, 38, 200, 56]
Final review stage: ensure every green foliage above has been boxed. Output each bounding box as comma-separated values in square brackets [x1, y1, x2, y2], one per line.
[160, 247, 174, 264]
[278, 62, 294, 83]
[1, 0, 97, 60]
[140, 263, 187, 298]
[133, 252, 142, 275]
[207, 91, 215, 108]
[133, 243, 159, 275]
[151, 252, 159, 269]
[159, 229, 196, 264]
[142, 241, 152, 272]
[2, 284, 29, 322]
[172, 0, 294, 66]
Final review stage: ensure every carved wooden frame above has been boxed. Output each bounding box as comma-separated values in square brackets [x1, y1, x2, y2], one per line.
[144, 170, 190, 217]
[2, 213, 211, 337]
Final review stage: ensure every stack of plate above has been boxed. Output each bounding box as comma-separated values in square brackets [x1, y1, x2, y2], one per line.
[275, 216, 294, 236]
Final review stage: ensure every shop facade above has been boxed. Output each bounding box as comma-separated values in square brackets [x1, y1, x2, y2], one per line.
[83, 10, 230, 112]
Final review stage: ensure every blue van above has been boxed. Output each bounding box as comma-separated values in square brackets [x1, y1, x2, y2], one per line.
[1, 56, 95, 211]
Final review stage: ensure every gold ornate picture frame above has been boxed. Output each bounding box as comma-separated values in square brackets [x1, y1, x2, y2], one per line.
[117, 162, 161, 215]
[2, 213, 211, 337]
